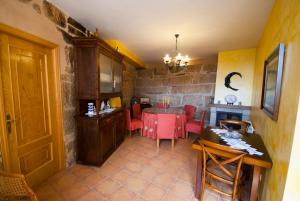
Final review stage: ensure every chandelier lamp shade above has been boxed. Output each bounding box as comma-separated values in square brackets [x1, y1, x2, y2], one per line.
[163, 34, 190, 71]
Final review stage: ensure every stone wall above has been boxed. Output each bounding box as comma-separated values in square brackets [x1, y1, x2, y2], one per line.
[0, 0, 92, 167]
[123, 62, 138, 106]
[135, 61, 217, 120]
[0, 0, 137, 168]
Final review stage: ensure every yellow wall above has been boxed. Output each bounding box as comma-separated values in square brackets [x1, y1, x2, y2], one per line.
[106, 39, 146, 68]
[282, 98, 300, 201]
[214, 48, 256, 106]
[251, 0, 300, 200]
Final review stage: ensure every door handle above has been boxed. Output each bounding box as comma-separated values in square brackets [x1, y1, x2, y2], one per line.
[6, 113, 16, 134]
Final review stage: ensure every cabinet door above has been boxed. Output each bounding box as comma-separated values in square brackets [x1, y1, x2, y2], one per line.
[113, 61, 122, 93]
[77, 118, 101, 165]
[99, 53, 113, 93]
[115, 112, 125, 147]
[100, 117, 115, 161]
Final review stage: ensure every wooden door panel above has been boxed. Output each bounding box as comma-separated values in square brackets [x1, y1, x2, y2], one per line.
[0, 33, 60, 186]
[10, 47, 50, 145]
[19, 143, 53, 174]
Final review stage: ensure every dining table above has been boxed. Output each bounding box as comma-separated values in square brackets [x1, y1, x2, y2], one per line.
[192, 127, 272, 201]
[142, 107, 186, 139]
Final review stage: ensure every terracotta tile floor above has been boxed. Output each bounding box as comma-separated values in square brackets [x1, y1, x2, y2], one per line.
[34, 134, 231, 201]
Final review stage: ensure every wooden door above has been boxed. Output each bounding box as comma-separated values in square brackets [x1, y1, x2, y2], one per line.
[0, 33, 62, 186]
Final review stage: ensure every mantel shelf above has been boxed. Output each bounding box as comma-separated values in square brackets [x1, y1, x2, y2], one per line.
[208, 104, 251, 110]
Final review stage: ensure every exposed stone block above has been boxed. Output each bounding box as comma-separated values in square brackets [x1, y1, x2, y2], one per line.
[136, 87, 170, 94]
[32, 3, 41, 14]
[204, 96, 214, 107]
[182, 95, 204, 106]
[192, 73, 216, 84]
[18, 0, 32, 3]
[202, 64, 218, 73]
[154, 66, 168, 75]
[171, 84, 213, 94]
[61, 73, 74, 82]
[169, 75, 192, 86]
[186, 64, 203, 72]
[65, 46, 75, 73]
[137, 69, 153, 78]
[43, 0, 66, 28]
[63, 109, 76, 136]
[57, 28, 73, 44]
[62, 81, 75, 108]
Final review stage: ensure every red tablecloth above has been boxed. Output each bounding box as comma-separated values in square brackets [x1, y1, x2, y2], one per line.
[142, 108, 186, 139]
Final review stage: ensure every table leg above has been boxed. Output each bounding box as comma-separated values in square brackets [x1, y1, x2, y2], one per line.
[195, 151, 203, 199]
[250, 166, 261, 201]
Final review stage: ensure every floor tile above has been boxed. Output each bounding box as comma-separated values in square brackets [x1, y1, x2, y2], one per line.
[34, 135, 227, 201]
[70, 164, 96, 179]
[111, 169, 132, 184]
[81, 172, 106, 188]
[60, 182, 90, 201]
[125, 161, 143, 173]
[94, 178, 122, 196]
[170, 179, 194, 200]
[152, 171, 176, 188]
[124, 175, 150, 193]
[141, 183, 166, 201]
[75, 190, 105, 201]
[108, 186, 136, 201]
[35, 183, 64, 201]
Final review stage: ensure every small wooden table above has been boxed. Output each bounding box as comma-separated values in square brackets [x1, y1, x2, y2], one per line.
[192, 127, 272, 201]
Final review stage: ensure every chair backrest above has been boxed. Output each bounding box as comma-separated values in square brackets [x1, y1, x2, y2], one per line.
[199, 140, 246, 200]
[199, 110, 207, 131]
[156, 114, 176, 139]
[184, 105, 196, 121]
[132, 103, 141, 119]
[125, 109, 132, 130]
[219, 120, 248, 134]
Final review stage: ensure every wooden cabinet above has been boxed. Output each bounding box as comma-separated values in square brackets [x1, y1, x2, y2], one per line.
[100, 117, 115, 161]
[115, 111, 125, 147]
[74, 37, 125, 166]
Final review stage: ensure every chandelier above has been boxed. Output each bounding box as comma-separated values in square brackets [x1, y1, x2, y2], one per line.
[163, 34, 190, 71]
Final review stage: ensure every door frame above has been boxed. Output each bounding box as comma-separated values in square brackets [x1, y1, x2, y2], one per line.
[0, 23, 65, 172]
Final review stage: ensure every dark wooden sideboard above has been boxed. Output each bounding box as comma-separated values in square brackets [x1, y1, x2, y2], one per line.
[74, 37, 126, 166]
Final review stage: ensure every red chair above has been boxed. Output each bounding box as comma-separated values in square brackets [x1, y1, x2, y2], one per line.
[156, 114, 177, 147]
[125, 109, 143, 136]
[132, 103, 141, 119]
[185, 111, 207, 138]
[156, 102, 169, 109]
[184, 105, 196, 121]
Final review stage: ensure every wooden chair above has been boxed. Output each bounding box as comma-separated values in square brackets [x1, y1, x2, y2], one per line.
[0, 171, 38, 201]
[199, 140, 246, 201]
[125, 109, 143, 136]
[185, 111, 207, 138]
[219, 120, 248, 134]
[184, 104, 196, 122]
[132, 103, 141, 119]
[156, 114, 177, 148]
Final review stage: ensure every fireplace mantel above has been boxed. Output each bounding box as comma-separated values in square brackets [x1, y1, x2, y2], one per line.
[208, 104, 251, 110]
[209, 104, 251, 126]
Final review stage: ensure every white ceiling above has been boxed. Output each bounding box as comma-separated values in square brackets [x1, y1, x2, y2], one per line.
[50, 0, 274, 62]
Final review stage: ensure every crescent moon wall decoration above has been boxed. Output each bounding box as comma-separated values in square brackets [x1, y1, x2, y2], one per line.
[224, 72, 242, 91]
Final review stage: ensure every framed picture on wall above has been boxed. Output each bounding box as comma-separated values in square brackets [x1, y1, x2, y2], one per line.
[261, 43, 285, 121]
